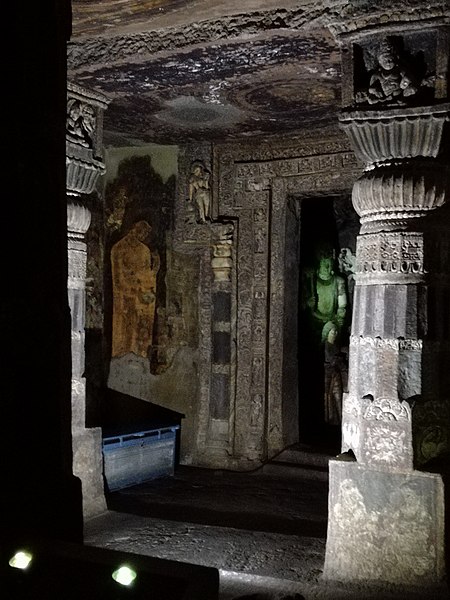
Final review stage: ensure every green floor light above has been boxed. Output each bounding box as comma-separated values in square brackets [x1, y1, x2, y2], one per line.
[112, 565, 137, 586]
[9, 550, 33, 570]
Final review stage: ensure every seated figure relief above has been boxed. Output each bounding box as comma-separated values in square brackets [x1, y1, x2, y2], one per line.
[355, 37, 434, 106]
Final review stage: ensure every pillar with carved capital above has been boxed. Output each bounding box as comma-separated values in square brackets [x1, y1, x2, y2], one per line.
[323, 3, 449, 589]
[67, 82, 109, 519]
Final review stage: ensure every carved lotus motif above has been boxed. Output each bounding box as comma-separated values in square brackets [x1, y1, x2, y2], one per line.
[352, 165, 449, 219]
[67, 202, 91, 234]
[339, 104, 450, 165]
[66, 155, 106, 196]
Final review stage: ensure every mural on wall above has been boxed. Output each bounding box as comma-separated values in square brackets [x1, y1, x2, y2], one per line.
[111, 220, 160, 358]
[105, 155, 175, 373]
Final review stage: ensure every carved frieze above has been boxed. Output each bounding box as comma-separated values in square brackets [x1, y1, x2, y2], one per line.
[67, 203, 90, 286]
[222, 135, 355, 164]
[235, 151, 360, 181]
[350, 335, 423, 351]
[325, 0, 450, 38]
[68, 247, 87, 284]
[354, 231, 425, 284]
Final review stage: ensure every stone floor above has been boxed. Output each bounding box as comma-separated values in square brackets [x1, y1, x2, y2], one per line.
[84, 459, 449, 599]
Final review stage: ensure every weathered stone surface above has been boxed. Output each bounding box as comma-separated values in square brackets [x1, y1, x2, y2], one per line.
[324, 460, 446, 585]
[72, 428, 107, 519]
[108, 348, 199, 464]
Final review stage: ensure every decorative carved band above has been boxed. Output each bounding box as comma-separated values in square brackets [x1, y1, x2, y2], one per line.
[352, 164, 449, 220]
[67, 202, 92, 235]
[66, 155, 106, 196]
[363, 397, 411, 422]
[235, 151, 359, 180]
[339, 104, 450, 165]
[350, 335, 423, 351]
[354, 231, 425, 282]
[325, 0, 449, 37]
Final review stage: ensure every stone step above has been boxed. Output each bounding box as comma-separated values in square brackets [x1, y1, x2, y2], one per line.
[259, 460, 329, 482]
[257, 443, 337, 482]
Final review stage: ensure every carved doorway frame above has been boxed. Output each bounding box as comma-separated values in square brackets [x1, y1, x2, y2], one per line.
[268, 176, 356, 457]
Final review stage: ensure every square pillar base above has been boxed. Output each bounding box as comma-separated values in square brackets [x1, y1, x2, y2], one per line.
[323, 459, 446, 587]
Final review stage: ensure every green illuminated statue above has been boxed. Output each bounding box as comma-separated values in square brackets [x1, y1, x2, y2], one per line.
[305, 250, 348, 341]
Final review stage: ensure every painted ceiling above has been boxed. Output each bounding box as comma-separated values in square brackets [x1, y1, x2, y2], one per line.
[69, 1, 343, 146]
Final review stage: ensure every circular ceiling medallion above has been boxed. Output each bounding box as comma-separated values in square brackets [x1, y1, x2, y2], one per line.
[155, 96, 244, 129]
[229, 80, 337, 116]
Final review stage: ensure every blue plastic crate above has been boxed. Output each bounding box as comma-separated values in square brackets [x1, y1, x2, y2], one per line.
[102, 425, 180, 491]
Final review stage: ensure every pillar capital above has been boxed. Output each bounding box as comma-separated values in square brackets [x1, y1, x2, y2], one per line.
[66, 82, 110, 197]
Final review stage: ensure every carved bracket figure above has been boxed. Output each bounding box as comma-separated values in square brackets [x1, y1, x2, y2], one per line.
[188, 161, 212, 224]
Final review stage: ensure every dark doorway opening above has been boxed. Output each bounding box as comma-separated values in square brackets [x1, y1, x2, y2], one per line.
[298, 195, 358, 452]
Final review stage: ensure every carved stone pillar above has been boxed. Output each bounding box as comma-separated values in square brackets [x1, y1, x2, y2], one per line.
[67, 82, 109, 518]
[324, 5, 449, 589]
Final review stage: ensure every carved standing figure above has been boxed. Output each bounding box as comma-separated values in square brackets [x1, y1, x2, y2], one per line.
[111, 220, 160, 358]
[338, 246, 356, 308]
[188, 161, 211, 223]
[322, 321, 348, 426]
